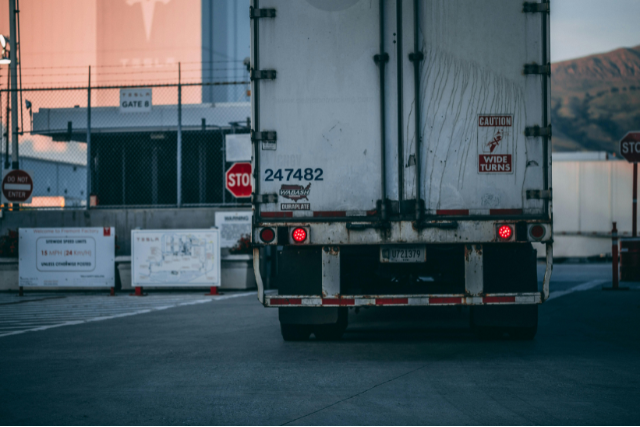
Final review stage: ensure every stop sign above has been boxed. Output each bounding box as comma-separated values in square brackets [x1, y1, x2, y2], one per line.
[225, 162, 252, 198]
[620, 131, 640, 162]
[2, 169, 33, 204]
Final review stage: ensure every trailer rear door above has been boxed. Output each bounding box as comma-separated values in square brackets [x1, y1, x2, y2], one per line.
[252, 0, 383, 218]
[400, 0, 550, 217]
[252, 0, 550, 220]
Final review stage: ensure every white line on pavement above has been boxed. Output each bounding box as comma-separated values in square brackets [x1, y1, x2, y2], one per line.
[0, 292, 255, 338]
[548, 280, 608, 301]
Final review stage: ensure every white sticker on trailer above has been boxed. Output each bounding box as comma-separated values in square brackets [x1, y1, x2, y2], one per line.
[478, 115, 514, 174]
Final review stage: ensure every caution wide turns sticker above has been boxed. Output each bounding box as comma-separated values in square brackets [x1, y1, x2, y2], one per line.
[478, 115, 514, 174]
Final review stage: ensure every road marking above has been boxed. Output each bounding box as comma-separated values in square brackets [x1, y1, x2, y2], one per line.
[548, 280, 608, 301]
[0, 292, 255, 338]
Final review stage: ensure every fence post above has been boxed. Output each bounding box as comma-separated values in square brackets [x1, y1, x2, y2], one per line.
[177, 63, 182, 208]
[9, 0, 18, 171]
[2, 88, 8, 171]
[221, 128, 226, 205]
[86, 66, 91, 210]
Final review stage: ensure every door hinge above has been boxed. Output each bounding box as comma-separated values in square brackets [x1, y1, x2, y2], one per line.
[251, 69, 277, 80]
[373, 53, 389, 65]
[253, 193, 278, 204]
[250, 7, 276, 19]
[252, 130, 277, 151]
[526, 189, 552, 200]
[408, 52, 424, 62]
[525, 125, 552, 138]
[523, 2, 550, 13]
[524, 63, 550, 76]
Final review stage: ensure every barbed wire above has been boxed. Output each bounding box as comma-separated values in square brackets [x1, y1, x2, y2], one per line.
[8, 60, 245, 71]
[17, 68, 248, 78]
[0, 80, 250, 92]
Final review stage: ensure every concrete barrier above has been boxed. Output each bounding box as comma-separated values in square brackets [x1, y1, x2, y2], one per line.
[0, 258, 18, 290]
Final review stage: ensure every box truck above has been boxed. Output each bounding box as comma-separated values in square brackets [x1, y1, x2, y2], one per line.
[250, 0, 553, 340]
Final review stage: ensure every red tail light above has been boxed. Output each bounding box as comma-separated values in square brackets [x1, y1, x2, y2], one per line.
[260, 227, 275, 243]
[498, 225, 513, 240]
[529, 225, 546, 240]
[292, 227, 307, 243]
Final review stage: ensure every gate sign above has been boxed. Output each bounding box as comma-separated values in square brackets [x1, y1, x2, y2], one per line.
[2, 169, 33, 204]
[119, 88, 152, 113]
[620, 131, 640, 163]
[225, 162, 252, 198]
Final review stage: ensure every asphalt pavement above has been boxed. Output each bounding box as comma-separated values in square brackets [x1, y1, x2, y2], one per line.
[1, 263, 639, 425]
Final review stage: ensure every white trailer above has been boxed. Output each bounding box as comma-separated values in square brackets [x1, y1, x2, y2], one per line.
[251, 0, 553, 340]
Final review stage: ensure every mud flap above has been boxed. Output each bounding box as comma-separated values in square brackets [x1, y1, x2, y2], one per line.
[279, 307, 340, 325]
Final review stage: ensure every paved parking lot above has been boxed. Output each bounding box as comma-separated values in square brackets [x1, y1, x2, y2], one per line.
[1, 263, 639, 425]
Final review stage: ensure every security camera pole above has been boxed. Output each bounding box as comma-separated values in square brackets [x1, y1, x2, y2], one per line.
[9, 0, 18, 170]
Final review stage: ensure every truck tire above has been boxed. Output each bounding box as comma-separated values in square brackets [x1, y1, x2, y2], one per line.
[280, 324, 312, 341]
[313, 308, 348, 340]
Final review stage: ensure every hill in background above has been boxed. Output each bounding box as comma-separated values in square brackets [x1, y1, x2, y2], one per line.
[551, 44, 640, 152]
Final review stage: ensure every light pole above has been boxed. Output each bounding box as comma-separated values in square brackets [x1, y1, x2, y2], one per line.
[9, 0, 18, 170]
[0, 34, 10, 172]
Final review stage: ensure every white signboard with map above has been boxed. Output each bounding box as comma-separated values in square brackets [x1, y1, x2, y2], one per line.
[131, 229, 220, 287]
[215, 211, 252, 248]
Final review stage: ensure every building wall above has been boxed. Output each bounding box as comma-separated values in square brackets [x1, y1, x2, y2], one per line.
[0, 0, 249, 101]
[202, 0, 251, 103]
[534, 156, 639, 259]
[18, 157, 86, 207]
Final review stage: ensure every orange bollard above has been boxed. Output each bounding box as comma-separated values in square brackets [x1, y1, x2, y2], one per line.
[130, 286, 146, 296]
[205, 286, 221, 296]
[605, 222, 629, 291]
[613, 222, 619, 289]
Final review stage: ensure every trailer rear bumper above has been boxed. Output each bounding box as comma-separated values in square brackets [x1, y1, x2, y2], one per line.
[266, 293, 541, 307]
[254, 243, 553, 307]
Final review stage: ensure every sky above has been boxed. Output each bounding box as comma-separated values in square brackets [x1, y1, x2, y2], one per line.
[551, 0, 640, 62]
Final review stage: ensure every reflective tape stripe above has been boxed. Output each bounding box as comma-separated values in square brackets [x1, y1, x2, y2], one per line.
[484, 296, 516, 304]
[376, 298, 408, 305]
[489, 209, 523, 215]
[436, 209, 469, 216]
[322, 298, 355, 306]
[265, 293, 541, 306]
[313, 211, 347, 217]
[429, 297, 463, 305]
[270, 298, 302, 305]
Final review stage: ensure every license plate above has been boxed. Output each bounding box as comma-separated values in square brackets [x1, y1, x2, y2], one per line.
[380, 246, 427, 263]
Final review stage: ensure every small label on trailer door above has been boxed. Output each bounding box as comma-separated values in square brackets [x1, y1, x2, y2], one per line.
[281, 203, 310, 211]
[478, 115, 514, 174]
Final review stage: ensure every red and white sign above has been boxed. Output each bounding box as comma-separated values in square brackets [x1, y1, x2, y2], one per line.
[2, 169, 34, 204]
[225, 162, 252, 198]
[478, 115, 514, 174]
[620, 131, 640, 163]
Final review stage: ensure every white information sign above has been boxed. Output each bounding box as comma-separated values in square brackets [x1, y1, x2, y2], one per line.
[120, 88, 152, 113]
[215, 211, 252, 248]
[132, 229, 220, 287]
[19, 227, 115, 287]
[225, 134, 252, 162]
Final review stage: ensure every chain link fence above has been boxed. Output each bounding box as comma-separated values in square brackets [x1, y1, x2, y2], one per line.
[0, 81, 251, 210]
